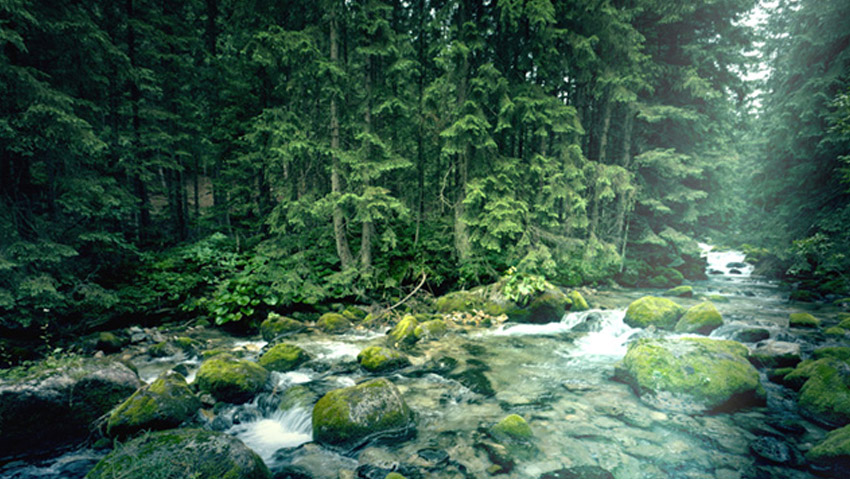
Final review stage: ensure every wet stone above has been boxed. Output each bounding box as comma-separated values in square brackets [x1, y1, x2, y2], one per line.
[539, 465, 615, 479]
[750, 436, 801, 466]
[415, 448, 450, 468]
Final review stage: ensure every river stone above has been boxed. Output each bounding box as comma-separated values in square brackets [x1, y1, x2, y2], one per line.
[413, 319, 448, 340]
[793, 358, 850, 427]
[85, 428, 270, 479]
[750, 436, 799, 465]
[259, 313, 305, 341]
[674, 301, 723, 334]
[525, 289, 569, 323]
[663, 285, 694, 298]
[388, 315, 419, 347]
[194, 354, 269, 403]
[539, 466, 615, 479]
[258, 343, 309, 372]
[106, 370, 200, 438]
[614, 337, 764, 413]
[357, 346, 410, 373]
[0, 358, 141, 460]
[749, 341, 801, 368]
[789, 312, 820, 328]
[623, 296, 685, 330]
[567, 290, 591, 311]
[733, 328, 771, 343]
[491, 414, 533, 443]
[806, 423, 850, 477]
[312, 378, 415, 452]
[435, 290, 506, 316]
[317, 313, 352, 333]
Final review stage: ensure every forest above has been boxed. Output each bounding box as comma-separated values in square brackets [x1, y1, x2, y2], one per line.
[1, 0, 849, 351]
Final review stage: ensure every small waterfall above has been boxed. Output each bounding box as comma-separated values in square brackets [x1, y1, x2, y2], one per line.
[228, 407, 312, 464]
[563, 309, 636, 358]
[699, 242, 754, 277]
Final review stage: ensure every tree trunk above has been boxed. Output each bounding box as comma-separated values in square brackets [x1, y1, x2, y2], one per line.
[127, 0, 150, 243]
[330, 10, 354, 269]
[453, 1, 471, 261]
[361, 56, 373, 270]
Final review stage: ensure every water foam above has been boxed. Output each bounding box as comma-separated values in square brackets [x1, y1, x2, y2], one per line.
[229, 407, 312, 464]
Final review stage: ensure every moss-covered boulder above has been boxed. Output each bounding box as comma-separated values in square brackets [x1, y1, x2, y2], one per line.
[388, 315, 419, 347]
[258, 343, 309, 372]
[826, 327, 847, 337]
[749, 341, 801, 369]
[96, 332, 128, 353]
[623, 296, 685, 330]
[614, 337, 764, 413]
[784, 358, 850, 427]
[523, 289, 569, 324]
[674, 301, 723, 335]
[663, 285, 694, 298]
[806, 423, 850, 477]
[566, 290, 590, 312]
[815, 347, 850, 361]
[342, 306, 368, 322]
[491, 414, 533, 443]
[789, 312, 820, 328]
[85, 428, 271, 479]
[259, 314, 305, 341]
[435, 291, 506, 316]
[0, 358, 140, 460]
[106, 371, 200, 438]
[357, 346, 410, 373]
[312, 378, 415, 452]
[317, 313, 352, 334]
[194, 354, 269, 404]
[839, 316, 850, 330]
[414, 319, 448, 340]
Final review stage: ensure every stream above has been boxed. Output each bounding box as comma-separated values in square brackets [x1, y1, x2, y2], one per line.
[2, 246, 845, 479]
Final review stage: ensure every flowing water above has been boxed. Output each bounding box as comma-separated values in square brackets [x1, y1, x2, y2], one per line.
[3, 246, 847, 479]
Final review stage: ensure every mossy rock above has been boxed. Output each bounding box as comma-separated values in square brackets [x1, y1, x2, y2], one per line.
[815, 347, 850, 361]
[789, 358, 850, 427]
[566, 290, 590, 312]
[148, 341, 178, 358]
[767, 367, 796, 384]
[491, 414, 532, 443]
[435, 291, 506, 316]
[312, 378, 415, 452]
[258, 343, 309, 372]
[706, 294, 730, 303]
[806, 423, 850, 477]
[789, 312, 820, 328]
[539, 466, 615, 479]
[524, 289, 569, 324]
[173, 336, 201, 353]
[259, 314, 305, 341]
[194, 354, 269, 404]
[279, 385, 317, 412]
[839, 317, 850, 330]
[106, 371, 201, 438]
[96, 332, 128, 353]
[414, 319, 448, 340]
[623, 296, 685, 330]
[663, 285, 694, 298]
[826, 327, 847, 337]
[749, 341, 801, 369]
[674, 301, 723, 335]
[733, 328, 770, 343]
[388, 315, 419, 347]
[357, 346, 410, 373]
[317, 313, 352, 334]
[342, 306, 368, 322]
[85, 428, 271, 479]
[384, 474, 407, 479]
[615, 337, 764, 413]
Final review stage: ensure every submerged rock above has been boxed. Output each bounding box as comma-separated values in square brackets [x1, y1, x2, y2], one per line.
[260, 313, 306, 341]
[357, 346, 410, 373]
[0, 358, 140, 460]
[806, 423, 850, 477]
[106, 371, 200, 438]
[674, 301, 723, 335]
[615, 337, 764, 413]
[85, 428, 270, 479]
[623, 296, 685, 330]
[258, 343, 309, 372]
[312, 378, 415, 452]
[194, 354, 269, 403]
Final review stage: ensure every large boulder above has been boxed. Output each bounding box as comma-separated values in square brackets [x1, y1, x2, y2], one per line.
[106, 371, 200, 438]
[85, 428, 271, 479]
[806, 423, 850, 477]
[258, 343, 309, 372]
[615, 337, 764, 413]
[388, 315, 419, 347]
[785, 357, 850, 427]
[623, 296, 685, 330]
[194, 354, 269, 403]
[357, 346, 410, 373]
[259, 313, 306, 341]
[312, 378, 415, 452]
[524, 289, 569, 324]
[674, 301, 723, 335]
[316, 313, 352, 333]
[0, 358, 140, 460]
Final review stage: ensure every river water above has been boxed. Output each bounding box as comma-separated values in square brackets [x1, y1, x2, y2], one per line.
[2, 246, 845, 479]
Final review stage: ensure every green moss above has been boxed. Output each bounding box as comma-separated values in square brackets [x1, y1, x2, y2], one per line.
[257, 343, 309, 372]
[311, 378, 414, 452]
[567, 290, 590, 311]
[317, 313, 351, 333]
[623, 296, 685, 330]
[96, 332, 126, 353]
[388, 315, 419, 347]
[768, 367, 796, 384]
[148, 341, 174, 358]
[357, 346, 410, 372]
[815, 347, 850, 361]
[789, 312, 820, 328]
[839, 317, 850, 330]
[194, 354, 269, 403]
[674, 301, 723, 335]
[796, 359, 850, 427]
[106, 372, 200, 438]
[435, 291, 506, 316]
[174, 337, 200, 352]
[706, 294, 730, 303]
[663, 285, 694, 298]
[491, 414, 533, 442]
[414, 319, 448, 340]
[259, 314, 305, 341]
[806, 423, 850, 470]
[384, 474, 407, 479]
[617, 337, 763, 412]
[826, 327, 847, 337]
[526, 290, 569, 323]
[342, 306, 368, 322]
[782, 359, 828, 390]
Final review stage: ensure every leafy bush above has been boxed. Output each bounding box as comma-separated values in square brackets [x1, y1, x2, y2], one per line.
[501, 267, 547, 306]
